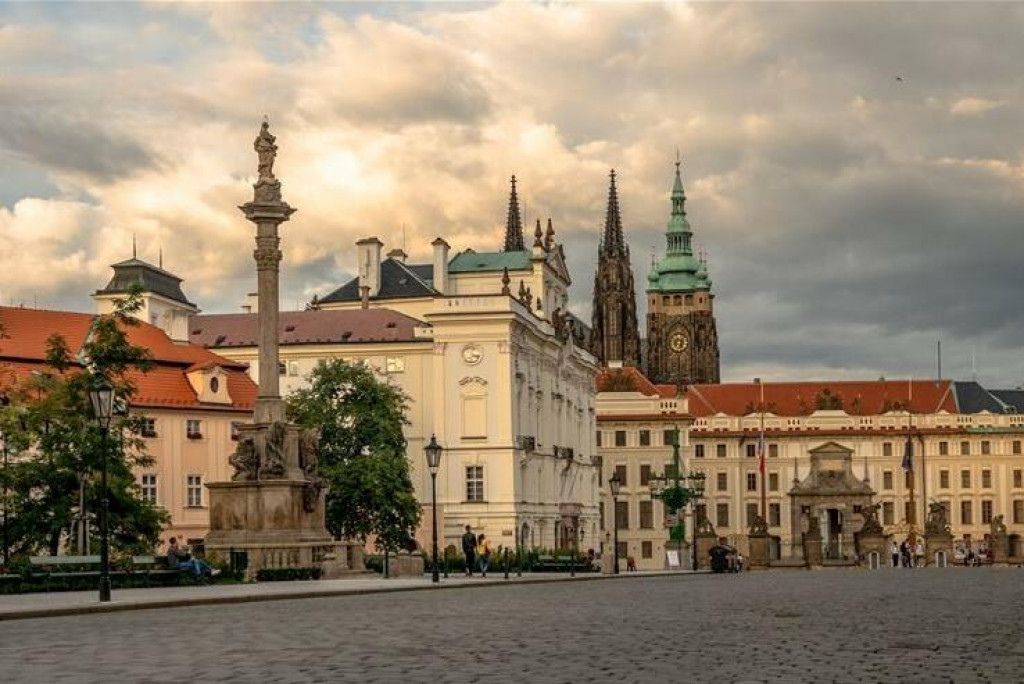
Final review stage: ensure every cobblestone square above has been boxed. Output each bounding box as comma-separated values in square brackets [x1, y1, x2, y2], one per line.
[2, 569, 1023, 683]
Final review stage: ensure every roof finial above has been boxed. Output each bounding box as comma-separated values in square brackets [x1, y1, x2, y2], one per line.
[501, 267, 511, 295]
[544, 217, 555, 250]
[675, 146, 681, 168]
[159, 246, 163, 269]
[132, 233, 137, 259]
[533, 219, 544, 248]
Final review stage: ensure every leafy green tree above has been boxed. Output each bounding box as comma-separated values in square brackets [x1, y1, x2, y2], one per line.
[286, 359, 421, 552]
[1, 288, 168, 558]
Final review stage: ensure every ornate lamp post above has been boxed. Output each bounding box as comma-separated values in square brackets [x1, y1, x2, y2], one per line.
[609, 472, 622, 575]
[88, 375, 115, 602]
[648, 428, 706, 570]
[424, 435, 443, 584]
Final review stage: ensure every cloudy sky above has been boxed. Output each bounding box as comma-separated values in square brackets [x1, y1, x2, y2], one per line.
[1, 3, 1022, 386]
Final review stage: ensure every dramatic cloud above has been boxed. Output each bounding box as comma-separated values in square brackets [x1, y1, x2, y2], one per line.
[1, 3, 1022, 386]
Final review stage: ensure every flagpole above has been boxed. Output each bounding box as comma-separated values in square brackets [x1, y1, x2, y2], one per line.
[758, 379, 767, 521]
[907, 378, 916, 547]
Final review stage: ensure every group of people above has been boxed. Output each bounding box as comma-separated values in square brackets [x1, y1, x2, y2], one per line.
[890, 539, 926, 568]
[460, 525, 493, 577]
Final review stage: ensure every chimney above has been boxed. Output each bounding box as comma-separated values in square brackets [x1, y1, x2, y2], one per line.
[387, 247, 407, 263]
[356, 237, 383, 299]
[241, 292, 259, 314]
[432, 237, 450, 295]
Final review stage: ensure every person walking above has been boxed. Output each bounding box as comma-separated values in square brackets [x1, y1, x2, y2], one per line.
[890, 540, 900, 568]
[476, 534, 492, 577]
[899, 539, 910, 568]
[461, 525, 477, 577]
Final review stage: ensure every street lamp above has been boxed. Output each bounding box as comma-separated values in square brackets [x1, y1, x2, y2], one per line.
[424, 434, 443, 584]
[648, 428, 706, 571]
[88, 375, 115, 603]
[1, 395, 10, 568]
[609, 472, 622, 575]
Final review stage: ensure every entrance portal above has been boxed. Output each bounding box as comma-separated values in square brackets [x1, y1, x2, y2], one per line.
[825, 508, 843, 559]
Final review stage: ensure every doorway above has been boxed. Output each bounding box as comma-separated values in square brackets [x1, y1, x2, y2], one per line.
[824, 508, 843, 559]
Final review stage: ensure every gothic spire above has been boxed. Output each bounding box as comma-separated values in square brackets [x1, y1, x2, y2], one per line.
[503, 175, 525, 252]
[602, 169, 625, 255]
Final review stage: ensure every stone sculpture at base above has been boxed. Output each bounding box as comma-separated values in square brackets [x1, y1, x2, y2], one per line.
[204, 120, 361, 580]
[923, 501, 954, 567]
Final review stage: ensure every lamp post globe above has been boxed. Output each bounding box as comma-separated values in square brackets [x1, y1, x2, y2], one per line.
[609, 472, 622, 575]
[88, 375, 115, 603]
[424, 435, 443, 583]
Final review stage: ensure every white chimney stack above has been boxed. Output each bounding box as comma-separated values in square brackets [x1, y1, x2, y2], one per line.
[432, 237, 450, 295]
[356, 237, 383, 299]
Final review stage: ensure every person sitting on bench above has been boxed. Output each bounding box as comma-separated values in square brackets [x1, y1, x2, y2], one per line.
[166, 537, 219, 580]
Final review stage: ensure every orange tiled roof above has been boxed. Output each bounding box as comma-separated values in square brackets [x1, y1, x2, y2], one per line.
[0, 306, 255, 412]
[596, 366, 679, 398]
[686, 380, 956, 418]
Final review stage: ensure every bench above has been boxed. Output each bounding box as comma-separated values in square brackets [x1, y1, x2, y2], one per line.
[27, 555, 198, 588]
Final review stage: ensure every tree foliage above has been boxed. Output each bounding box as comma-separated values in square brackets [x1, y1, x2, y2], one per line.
[286, 359, 421, 551]
[0, 288, 168, 560]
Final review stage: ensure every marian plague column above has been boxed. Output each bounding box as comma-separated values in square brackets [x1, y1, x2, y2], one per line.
[205, 121, 356, 578]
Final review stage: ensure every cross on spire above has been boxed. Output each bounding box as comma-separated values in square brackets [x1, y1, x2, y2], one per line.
[503, 175, 525, 252]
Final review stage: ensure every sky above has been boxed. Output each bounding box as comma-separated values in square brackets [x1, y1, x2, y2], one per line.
[1, 2, 1022, 387]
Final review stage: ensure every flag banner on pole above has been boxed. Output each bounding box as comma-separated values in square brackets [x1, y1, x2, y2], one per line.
[757, 434, 766, 474]
[902, 439, 913, 472]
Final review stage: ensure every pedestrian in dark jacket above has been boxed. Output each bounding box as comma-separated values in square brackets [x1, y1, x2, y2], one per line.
[462, 525, 477, 577]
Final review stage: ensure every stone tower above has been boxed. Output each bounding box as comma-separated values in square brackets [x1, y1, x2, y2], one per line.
[645, 160, 720, 386]
[590, 170, 641, 367]
[503, 175, 525, 252]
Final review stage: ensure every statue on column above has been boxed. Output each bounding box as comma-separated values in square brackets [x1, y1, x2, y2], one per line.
[253, 119, 282, 203]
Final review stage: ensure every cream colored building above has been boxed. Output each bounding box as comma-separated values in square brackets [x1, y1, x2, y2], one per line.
[194, 218, 601, 553]
[599, 376, 1024, 567]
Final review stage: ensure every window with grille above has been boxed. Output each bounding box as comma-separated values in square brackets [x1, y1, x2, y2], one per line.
[639, 430, 651, 447]
[639, 501, 653, 529]
[466, 466, 484, 501]
[716, 503, 730, 528]
[961, 501, 972, 525]
[940, 470, 950, 489]
[769, 503, 781, 527]
[694, 444, 705, 458]
[615, 431, 626, 447]
[641, 541, 653, 559]
[961, 470, 971, 488]
[615, 501, 629, 529]
[982, 500, 993, 524]
[981, 441, 991, 455]
[141, 474, 157, 505]
[1014, 441, 1022, 456]
[746, 473, 757, 492]
[883, 471, 893, 490]
[982, 469, 992, 489]
[186, 419, 202, 439]
[716, 444, 727, 458]
[615, 465, 627, 487]
[938, 441, 949, 456]
[141, 418, 157, 438]
[186, 475, 203, 508]
[960, 441, 970, 456]
[716, 472, 727, 491]
[640, 464, 651, 487]
[746, 444, 756, 459]
[769, 473, 779, 491]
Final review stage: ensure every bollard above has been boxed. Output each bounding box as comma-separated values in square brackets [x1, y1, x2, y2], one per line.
[384, 549, 390, 579]
[570, 548, 576, 577]
[504, 548, 510, 579]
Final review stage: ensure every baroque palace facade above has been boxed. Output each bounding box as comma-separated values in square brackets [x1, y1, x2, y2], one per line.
[194, 178, 601, 553]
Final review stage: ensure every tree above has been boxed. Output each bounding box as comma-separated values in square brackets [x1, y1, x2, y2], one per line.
[286, 359, 421, 552]
[1, 288, 168, 558]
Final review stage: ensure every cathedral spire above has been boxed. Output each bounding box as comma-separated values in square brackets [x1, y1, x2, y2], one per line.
[666, 159, 693, 256]
[503, 175, 525, 252]
[602, 169, 626, 255]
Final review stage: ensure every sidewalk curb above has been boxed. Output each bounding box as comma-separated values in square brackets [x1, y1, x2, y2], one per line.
[0, 571, 701, 622]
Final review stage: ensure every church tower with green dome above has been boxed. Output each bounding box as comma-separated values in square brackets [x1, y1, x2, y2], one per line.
[645, 159, 720, 386]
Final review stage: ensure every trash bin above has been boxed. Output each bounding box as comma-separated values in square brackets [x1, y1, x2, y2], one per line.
[230, 550, 248, 575]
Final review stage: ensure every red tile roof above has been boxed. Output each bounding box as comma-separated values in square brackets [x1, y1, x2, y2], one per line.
[0, 306, 255, 412]
[596, 366, 679, 398]
[190, 309, 424, 348]
[686, 380, 956, 417]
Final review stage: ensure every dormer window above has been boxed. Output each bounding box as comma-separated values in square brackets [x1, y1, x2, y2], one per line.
[210, 377, 220, 393]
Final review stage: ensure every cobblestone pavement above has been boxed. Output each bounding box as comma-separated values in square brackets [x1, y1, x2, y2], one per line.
[2, 568, 1023, 683]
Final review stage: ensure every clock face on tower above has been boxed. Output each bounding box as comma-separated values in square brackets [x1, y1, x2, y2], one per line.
[670, 332, 689, 353]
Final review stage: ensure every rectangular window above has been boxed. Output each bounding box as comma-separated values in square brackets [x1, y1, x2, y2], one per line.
[938, 441, 949, 456]
[981, 440, 991, 456]
[1014, 500, 1024, 525]
[615, 501, 629, 530]
[640, 464, 652, 487]
[186, 475, 203, 508]
[716, 444, 727, 458]
[769, 503, 781, 527]
[596, 431, 602, 447]
[769, 473, 779, 492]
[746, 473, 757, 492]
[141, 474, 157, 505]
[883, 470, 893, 491]
[466, 466, 484, 502]
[960, 441, 970, 456]
[639, 430, 651, 447]
[961, 469, 971, 489]
[614, 430, 626, 447]
[663, 430, 676, 447]
[939, 470, 950, 489]
[982, 469, 992, 489]
[716, 503, 730, 528]
[694, 444, 705, 459]
[141, 418, 157, 438]
[1014, 440, 1022, 456]
[716, 472, 728, 492]
[639, 501, 654, 529]
[769, 444, 779, 459]
[883, 502, 894, 525]
[186, 419, 202, 439]
[883, 442, 893, 457]
[982, 500, 994, 524]
[746, 503, 759, 527]
[1015, 469, 1023, 489]
[746, 443, 756, 459]
[641, 541, 653, 559]
[615, 465, 628, 487]
[961, 501, 972, 525]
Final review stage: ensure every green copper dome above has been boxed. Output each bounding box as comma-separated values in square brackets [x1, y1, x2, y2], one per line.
[647, 161, 711, 293]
